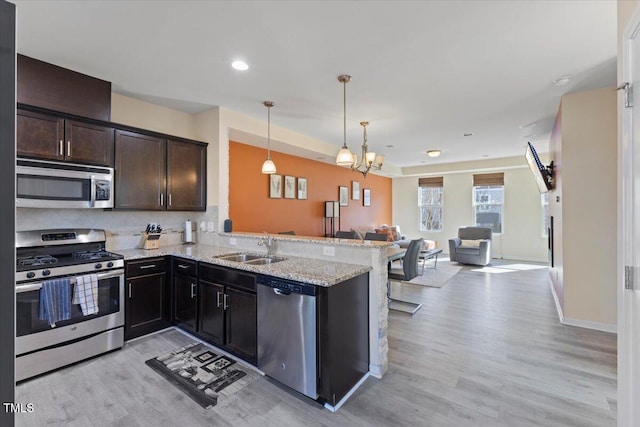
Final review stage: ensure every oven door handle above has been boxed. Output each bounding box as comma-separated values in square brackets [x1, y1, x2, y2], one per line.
[16, 269, 124, 294]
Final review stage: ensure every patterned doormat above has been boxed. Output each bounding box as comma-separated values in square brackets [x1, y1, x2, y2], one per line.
[145, 342, 259, 409]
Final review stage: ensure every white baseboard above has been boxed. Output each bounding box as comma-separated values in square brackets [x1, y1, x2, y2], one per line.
[548, 279, 564, 322]
[561, 317, 617, 334]
[547, 281, 617, 334]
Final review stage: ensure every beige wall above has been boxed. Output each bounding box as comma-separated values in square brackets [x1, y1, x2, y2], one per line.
[111, 93, 198, 140]
[393, 157, 548, 262]
[550, 87, 617, 329]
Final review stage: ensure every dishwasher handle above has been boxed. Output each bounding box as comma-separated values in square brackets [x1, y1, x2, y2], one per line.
[257, 275, 317, 296]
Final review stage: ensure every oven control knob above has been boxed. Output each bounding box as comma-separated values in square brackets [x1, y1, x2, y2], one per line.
[42, 270, 50, 276]
[94, 263, 102, 270]
[26, 272, 35, 279]
[106, 262, 114, 268]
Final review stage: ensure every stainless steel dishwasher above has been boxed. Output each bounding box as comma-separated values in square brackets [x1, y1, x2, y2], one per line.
[257, 275, 318, 399]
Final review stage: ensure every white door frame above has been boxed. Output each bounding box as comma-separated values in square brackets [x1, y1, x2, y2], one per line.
[619, 4, 640, 426]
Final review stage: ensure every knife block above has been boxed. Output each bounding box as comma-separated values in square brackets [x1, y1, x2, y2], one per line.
[139, 232, 161, 250]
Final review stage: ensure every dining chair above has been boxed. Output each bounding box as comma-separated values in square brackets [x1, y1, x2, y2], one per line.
[335, 230, 360, 239]
[387, 238, 423, 314]
[364, 232, 388, 241]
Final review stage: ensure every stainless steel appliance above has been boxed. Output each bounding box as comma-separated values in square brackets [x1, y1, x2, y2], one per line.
[15, 229, 124, 381]
[257, 275, 318, 399]
[16, 158, 113, 209]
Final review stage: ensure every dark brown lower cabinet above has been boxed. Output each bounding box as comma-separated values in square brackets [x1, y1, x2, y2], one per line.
[198, 264, 257, 364]
[317, 273, 369, 406]
[173, 258, 198, 333]
[224, 287, 257, 362]
[198, 280, 224, 345]
[125, 257, 169, 340]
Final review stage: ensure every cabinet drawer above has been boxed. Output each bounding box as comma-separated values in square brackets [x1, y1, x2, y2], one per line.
[126, 257, 167, 277]
[199, 263, 256, 292]
[173, 257, 197, 276]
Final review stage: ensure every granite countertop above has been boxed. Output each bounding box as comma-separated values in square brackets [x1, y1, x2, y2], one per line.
[220, 231, 394, 248]
[116, 244, 371, 287]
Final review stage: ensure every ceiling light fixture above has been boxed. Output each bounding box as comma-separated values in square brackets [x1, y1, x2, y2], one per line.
[231, 60, 249, 71]
[463, 133, 473, 137]
[426, 150, 442, 158]
[553, 75, 571, 86]
[334, 74, 383, 177]
[352, 121, 384, 178]
[261, 101, 276, 174]
[335, 75, 355, 166]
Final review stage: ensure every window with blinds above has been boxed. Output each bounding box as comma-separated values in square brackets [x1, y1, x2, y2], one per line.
[418, 177, 444, 231]
[472, 173, 504, 233]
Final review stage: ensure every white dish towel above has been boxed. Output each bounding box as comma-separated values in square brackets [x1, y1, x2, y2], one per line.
[72, 274, 99, 315]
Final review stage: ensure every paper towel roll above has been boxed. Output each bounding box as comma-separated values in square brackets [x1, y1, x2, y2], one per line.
[184, 220, 192, 243]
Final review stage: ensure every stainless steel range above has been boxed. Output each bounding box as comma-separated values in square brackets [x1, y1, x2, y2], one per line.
[15, 229, 125, 381]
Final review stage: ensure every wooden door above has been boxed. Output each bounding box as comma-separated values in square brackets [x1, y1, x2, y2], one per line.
[166, 139, 206, 211]
[114, 129, 165, 209]
[16, 109, 64, 161]
[198, 280, 225, 345]
[225, 287, 257, 363]
[620, 8, 640, 425]
[65, 120, 113, 166]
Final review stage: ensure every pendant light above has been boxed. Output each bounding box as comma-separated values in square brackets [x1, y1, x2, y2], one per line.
[335, 75, 355, 166]
[352, 121, 384, 178]
[261, 101, 276, 174]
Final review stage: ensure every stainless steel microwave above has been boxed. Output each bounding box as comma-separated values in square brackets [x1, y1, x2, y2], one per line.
[16, 158, 113, 209]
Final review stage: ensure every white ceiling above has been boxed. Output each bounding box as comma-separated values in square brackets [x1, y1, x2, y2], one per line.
[11, 0, 617, 173]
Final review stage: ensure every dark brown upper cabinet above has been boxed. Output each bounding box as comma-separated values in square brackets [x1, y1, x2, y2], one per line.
[114, 130, 206, 211]
[167, 139, 206, 211]
[17, 109, 114, 167]
[17, 54, 111, 122]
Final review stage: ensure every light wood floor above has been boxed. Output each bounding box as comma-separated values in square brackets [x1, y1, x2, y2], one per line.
[15, 261, 617, 426]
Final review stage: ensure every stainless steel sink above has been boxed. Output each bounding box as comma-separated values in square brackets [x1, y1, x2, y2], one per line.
[215, 253, 286, 264]
[244, 256, 287, 265]
[215, 253, 264, 262]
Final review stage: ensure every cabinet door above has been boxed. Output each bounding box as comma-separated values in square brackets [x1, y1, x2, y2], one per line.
[198, 280, 225, 345]
[125, 273, 166, 340]
[174, 274, 198, 332]
[17, 109, 64, 161]
[167, 139, 206, 211]
[65, 120, 113, 166]
[225, 287, 257, 363]
[114, 130, 166, 210]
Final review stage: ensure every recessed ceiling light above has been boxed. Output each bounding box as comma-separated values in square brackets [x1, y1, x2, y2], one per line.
[519, 121, 537, 129]
[482, 154, 489, 157]
[426, 150, 441, 158]
[553, 75, 571, 86]
[231, 60, 249, 71]
[463, 133, 473, 137]
[385, 144, 394, 148]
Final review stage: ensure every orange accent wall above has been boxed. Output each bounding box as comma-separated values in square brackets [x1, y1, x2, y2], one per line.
[229, 141, 392, 236]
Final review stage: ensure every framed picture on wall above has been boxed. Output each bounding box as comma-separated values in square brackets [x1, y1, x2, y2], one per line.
[363, 188, 371, 207]
[352, 181, 360, 200]
[284, 175, 296, 199]
[269, 174, 282, 198]
[339, 186, 349, 206]
[297, 177, 308, 199]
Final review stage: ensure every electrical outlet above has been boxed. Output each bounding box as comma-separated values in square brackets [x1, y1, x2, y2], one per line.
[229, 238, 237, 245]
[199, 221, 206, 231]
[207, 221, 214, 232]
[323, 246, 335, 256]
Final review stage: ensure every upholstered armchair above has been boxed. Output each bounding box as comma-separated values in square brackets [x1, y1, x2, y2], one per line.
[448, 226, 492, 266]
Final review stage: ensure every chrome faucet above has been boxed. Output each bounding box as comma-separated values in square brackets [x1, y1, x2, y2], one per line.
[257, 232, 275, 257]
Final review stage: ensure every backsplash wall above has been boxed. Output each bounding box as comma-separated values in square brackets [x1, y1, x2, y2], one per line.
[17, 206, 218, 251]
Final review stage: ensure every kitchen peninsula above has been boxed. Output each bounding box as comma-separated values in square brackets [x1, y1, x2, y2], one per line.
[116, 233, 387, 408]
